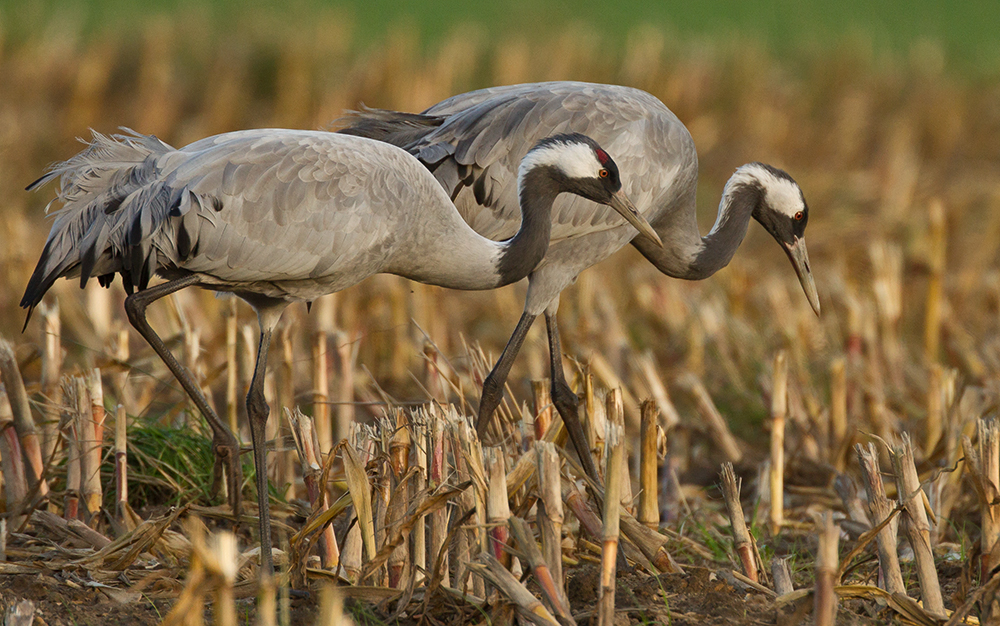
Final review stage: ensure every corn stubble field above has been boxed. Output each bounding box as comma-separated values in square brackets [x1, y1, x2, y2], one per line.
[2, 13, 1000, 626]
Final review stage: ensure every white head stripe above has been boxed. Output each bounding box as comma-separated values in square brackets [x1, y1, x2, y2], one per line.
[710, 163, 803, 234]
[518, 141, 602, 181]
[729, 164, 802, 213]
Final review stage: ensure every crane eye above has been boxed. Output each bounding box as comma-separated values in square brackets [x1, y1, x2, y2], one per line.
[599, 169, 609, 179]
[793, 211, 804, 221]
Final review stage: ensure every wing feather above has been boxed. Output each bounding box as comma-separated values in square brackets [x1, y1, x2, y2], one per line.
[350, 81, 696, 242]
[22, 129, 446, 307]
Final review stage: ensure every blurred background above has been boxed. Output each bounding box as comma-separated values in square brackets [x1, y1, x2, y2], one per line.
[1, 0, 999, 457]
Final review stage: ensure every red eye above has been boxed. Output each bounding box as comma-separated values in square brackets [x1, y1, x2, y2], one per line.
[599, 169, 609, 178]
[794, 211, 804, 221]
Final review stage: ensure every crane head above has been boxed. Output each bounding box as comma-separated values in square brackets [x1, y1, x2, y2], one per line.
[737, 162, 821, 316]
[521, 133, 663, 247]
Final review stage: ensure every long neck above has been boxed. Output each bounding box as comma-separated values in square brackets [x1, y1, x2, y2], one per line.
[390, 166, 559, 291]
[494, 167, 561, 286]
[632, 182, 758, 281]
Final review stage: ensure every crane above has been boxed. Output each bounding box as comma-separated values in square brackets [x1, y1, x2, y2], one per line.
[20, 128, 657, 575]
[339, 81, 821, 482]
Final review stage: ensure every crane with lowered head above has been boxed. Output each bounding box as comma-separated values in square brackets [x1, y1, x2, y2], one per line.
[339, 81, 821, 482]
[20, 128, 657, 575]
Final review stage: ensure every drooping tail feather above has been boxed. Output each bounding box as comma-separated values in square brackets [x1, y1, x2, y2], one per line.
[20, 129, 176, 321]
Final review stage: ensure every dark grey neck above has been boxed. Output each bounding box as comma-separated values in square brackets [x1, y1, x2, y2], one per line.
[495, 167, 561, 286]
[687, 184, 758, 278]
[631, 183, 759, 281]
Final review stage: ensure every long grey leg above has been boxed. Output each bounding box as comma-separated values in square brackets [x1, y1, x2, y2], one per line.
[124, 276, 243, 517]
[247, 325, 275, 575]
[547, 313, 625, 572]
[545, 311, 600, 483]
[476, 312, 536, 437]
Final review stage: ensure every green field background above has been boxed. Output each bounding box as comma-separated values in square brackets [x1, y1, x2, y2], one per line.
[4, 0, 999, 72]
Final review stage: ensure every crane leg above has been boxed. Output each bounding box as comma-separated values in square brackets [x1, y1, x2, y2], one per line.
[246, 326, 275, 575]
[544, 312, 601, 483]
[476, 312, 536, 438]
[123, 276, 243, 519]
[546, 313, 625, 569]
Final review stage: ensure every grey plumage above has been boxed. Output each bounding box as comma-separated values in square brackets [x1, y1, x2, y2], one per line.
[20, 125, 648, 576]
[24, 130, 516, 310]
[340, 82, 699, 290]
[339, 81, 820, 482]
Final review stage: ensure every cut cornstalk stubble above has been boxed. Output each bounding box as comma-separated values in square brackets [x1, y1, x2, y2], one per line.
[535, 440, 566, 606]
[485, 446, 511, 568]
[287, 408, 339, 570]
[113, 405, 129, 525]
[412, 409, 428, 584]
[429, 409, 451, 587]
[340, 438, 376, 581]
[963, 418, 1000, 579]
[814, 512, 839, 626]
[467, 553, 561, 626]
[83, 369, 105, 521]
[772, 556, 794, 596]
[39, 302, 62, 469]
[855, 442, 905, 595]
[0, 386, 28, 528]
[0, 337, 48, 498]
[720, 462, 757, 583]
[63, 377, 82, 521]
[890, 433, 944, 617]
[598, 390, 624, 626]
[638, 400, 660, 530]
[387, 409, 412, 587]
[509, 516, 575, 625]
[769, 351, 788, 537]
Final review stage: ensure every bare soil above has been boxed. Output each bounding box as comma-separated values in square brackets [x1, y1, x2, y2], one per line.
[1, 558, 906, 626]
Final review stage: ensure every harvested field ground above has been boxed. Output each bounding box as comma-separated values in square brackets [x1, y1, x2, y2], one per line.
[2, 7, 1000, 626]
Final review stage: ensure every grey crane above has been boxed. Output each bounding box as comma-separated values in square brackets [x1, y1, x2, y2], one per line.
[20, 128, 657, 575]
[339, 81, 821, 482]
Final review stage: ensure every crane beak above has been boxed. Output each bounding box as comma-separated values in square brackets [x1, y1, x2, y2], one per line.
[609, 190, 663, 248]
[783, 237, 821, 316]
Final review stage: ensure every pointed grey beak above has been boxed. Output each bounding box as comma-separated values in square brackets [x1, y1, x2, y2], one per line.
[609, 189, 663, 248]
[783, 237, 821, 316]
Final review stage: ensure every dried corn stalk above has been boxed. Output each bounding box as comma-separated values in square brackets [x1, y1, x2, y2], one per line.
[855, 442, 905, 595]
[890, 433, 944, 617]
[0, 338, 48, 497]
[720, 462, 757, 583]
[769, 351, 788, 536]
[598, 396, 624, 626]
[638, 400, 660, 529]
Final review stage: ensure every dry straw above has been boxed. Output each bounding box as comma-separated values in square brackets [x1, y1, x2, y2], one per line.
[890, 433, 944, 616]
[598, 389, 624, 626]
[769, 351, 788, 536]
[7, 24, 1000, 626]
[855, 442, 905, 595]
[638, 400, 660, 529]
[720, 462, 757, 583]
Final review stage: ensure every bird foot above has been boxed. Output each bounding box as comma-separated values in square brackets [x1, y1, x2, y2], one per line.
[211, 432, 243, 521]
